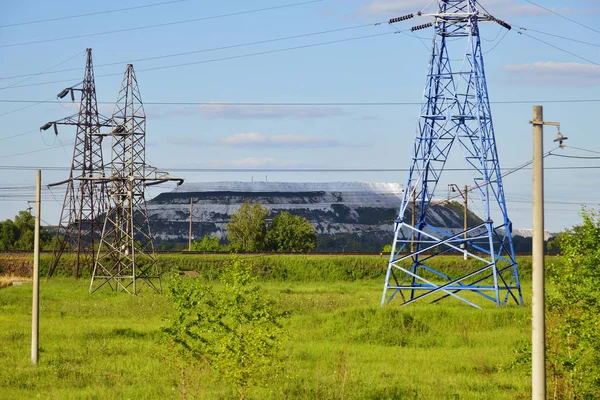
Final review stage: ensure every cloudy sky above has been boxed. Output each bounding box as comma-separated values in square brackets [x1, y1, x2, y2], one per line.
[0, 0, 599, 232]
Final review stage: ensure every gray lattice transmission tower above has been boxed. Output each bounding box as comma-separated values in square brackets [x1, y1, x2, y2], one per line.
[41, 49, 112, 278]
[90, 64, 182, 294]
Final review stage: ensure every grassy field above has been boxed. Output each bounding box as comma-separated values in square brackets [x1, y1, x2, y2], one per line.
[0, 255, 533, 400]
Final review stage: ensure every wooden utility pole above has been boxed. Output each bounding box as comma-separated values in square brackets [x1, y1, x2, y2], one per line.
[188, 198, 193, 251]
[31, 170, 41, 365]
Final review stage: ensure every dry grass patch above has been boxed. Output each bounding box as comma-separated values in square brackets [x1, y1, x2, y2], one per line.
[0, 275, 31, 288]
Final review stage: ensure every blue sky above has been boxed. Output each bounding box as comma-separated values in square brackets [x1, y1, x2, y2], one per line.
[0, 0, 599, 232]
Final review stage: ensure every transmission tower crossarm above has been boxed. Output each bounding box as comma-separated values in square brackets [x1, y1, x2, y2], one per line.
[144, 177, 184, 187]
[41, 114, 113, 130]
[47, 178, 71, 187]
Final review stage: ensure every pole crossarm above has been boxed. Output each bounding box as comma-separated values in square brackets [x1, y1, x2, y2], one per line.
[382, 0, 522, 308]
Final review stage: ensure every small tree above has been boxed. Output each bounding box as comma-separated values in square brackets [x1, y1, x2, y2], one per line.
[264, 211, 317, 252]
[227, 202, 269, 252]
[546, 208, 600, 399]
[191, 235, 223, 252]
[162, 258, 287, 399]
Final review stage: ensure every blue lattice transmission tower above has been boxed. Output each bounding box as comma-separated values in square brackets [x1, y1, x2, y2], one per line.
[381, 1, 523, 308]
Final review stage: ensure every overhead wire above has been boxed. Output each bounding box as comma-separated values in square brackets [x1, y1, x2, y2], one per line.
[0, 0, 187, 28]
[1, 22, 385, 81]
[0, 142, 74, 159]
[512, 25, 600, 48]
[0, 21, 597, 102]
[522, 0, 600, 35]
[549, 153, 600, 160]
[0, 0, 325, 49]
[515, 31, 600, 66]
[314, 150, 565, 245]
[0, 50, 86, 91]
[0, 96, 61, 118]
[565, 145, 600, 155]
[1, 98, 600, 107]
[1, 31, 398, 91]
[0, 129, 38, 142]
[2, 164, 600, 173]
[483, 29, 509, 55]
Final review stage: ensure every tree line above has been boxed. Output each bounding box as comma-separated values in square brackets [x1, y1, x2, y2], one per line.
[0, 210, 52, 251]
[191, 202, 317, 253]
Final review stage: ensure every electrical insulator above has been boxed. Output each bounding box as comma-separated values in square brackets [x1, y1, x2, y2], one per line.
[411, 22, 433, 32]
[40, 122, 53, 131]
[484, 13, 512, 30]
[388, 13, 414, 24]
[495, 18, 511, 30]
[57, 88, 70, 99]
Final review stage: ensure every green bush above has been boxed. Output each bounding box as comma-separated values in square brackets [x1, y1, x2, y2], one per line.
[162, 257, 288, 399]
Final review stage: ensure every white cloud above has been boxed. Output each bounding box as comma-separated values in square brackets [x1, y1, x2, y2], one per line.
[359, 0, 586, 18]
[168, 132, 356, 148]
[217, 132, 347, 148]
[168, 137, 208, 146]
[503, 62, 600, 85]
[197, 103, 348, 119]
[359, 0, 419, 16]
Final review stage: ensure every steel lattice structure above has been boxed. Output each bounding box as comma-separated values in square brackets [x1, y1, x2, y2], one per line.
[382, 0, 523, 308]
[90, 64, 181, 295]
[41, 49, 112, 279]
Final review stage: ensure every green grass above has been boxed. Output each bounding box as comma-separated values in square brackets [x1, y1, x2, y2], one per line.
[1, 252, 546, 283]
[1, 268, 532, 399]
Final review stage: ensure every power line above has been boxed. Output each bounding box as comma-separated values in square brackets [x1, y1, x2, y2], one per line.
[516, 31, 600, 66]
[513, 25, 600, 48]
[1, 98, 600, 107]
[0, 129, 38, 142]
[0, 143, 73, 159]
[1, 164, 600, 172]
[0, 0, 187, 29]
[566, 145, 600, 155]
[0, 22, 383, 81]
[0, 24, 596, 97]
[522, 0, 600, 35]
[507, 199, 600, 206]
[1, 31, 397, 90]
[549, 153, 600, 160]
[0, 50, 86, 91]
[0, 96, 58, 118]
[0, 0, 325, 49]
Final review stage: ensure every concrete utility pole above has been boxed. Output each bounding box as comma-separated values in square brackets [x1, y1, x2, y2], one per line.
[463, 185, 468, 261]
[530, 105, 565, 400]
[411, 187, 416, 253]
[31, 170, 41, 365]
[188, 198, 193, 251]
[448, 184, 469, 260]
